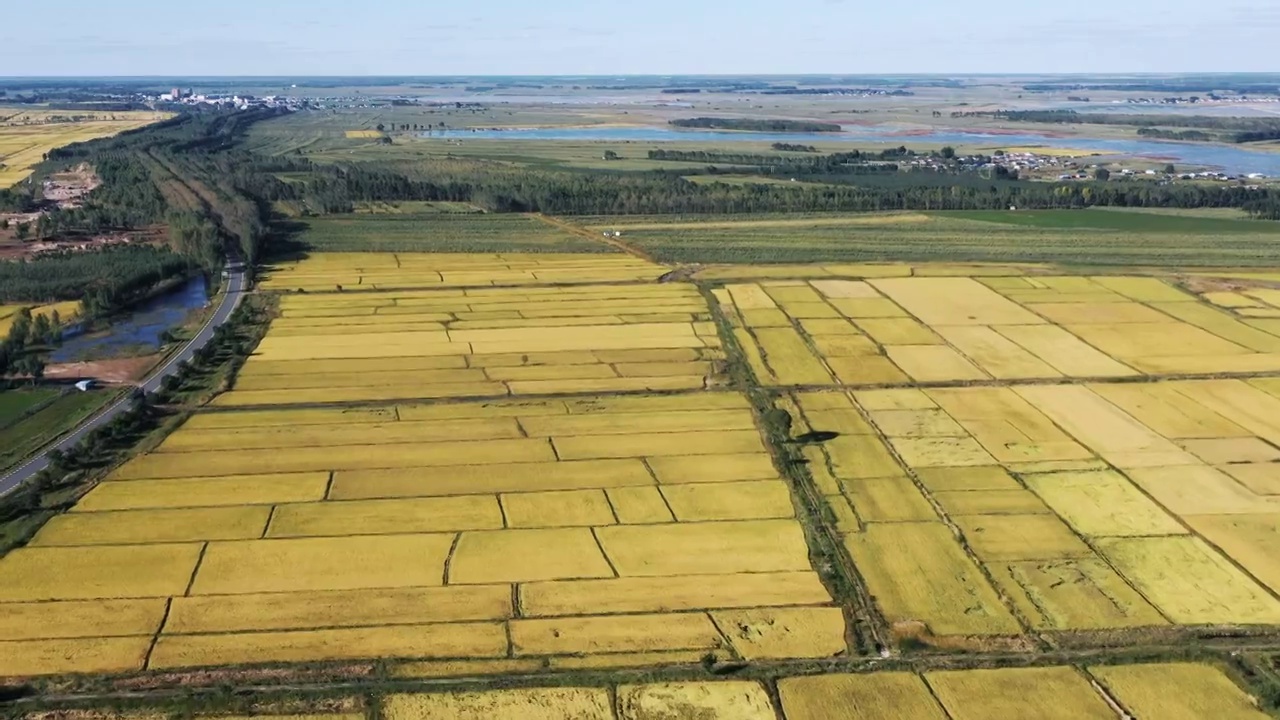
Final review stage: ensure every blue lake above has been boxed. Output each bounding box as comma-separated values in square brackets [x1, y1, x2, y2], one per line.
[52, 275, 210, 362]
[421, 125, 1280, 176]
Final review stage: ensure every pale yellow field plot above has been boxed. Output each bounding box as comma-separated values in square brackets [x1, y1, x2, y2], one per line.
[166, 585, 512, 634]
[991, 558, 1167, 630]
[926, 666, 1116, 720]
[74, 473, 330, 511]
[1091, 663, 1271, 720]
[0, 637, 153, 677]
[597, 520, 812, 577]
[617, 681, 776, 720]
[932, 325, 1061, 379]
[1127, 465, 1279, 515]
[885, 345, 988, 382]
[1025, 470, 1187, 537]
[1088, 382, 1249, 439]
[151, 621, 508, 669]
[268, 496, 504, 537]
[511, 612, 723, 656]
[712, 606, 847, 659]
[778, 672, 949, 720]
[0, 543, 201, 601]
[1096, 535, 1280, 624]
[954, 514, 1091, 561]
[190, 534, 456, 595]
[854, 317, 942, 345]
[519, 570, 830, 618]
[844, 522, 1020, 635]
[449, 528, 613, 584]
[929, 387, 1093, 463]
[0, 598, 167, 642]
[30, 506, 271, 546]
[1184, 514, 1280, 594]
[1091, 276, 1196, 302]
[1014, 385, 1198, 467]
[994, 325, 1137, 377]
[384, 688, 613, 720]
[871, 277, 1045, 326]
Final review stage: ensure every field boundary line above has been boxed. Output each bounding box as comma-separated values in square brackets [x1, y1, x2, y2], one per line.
[528, 213, 659, 263]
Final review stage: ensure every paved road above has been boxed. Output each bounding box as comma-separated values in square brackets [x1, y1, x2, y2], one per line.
[0, 269, 246, 498]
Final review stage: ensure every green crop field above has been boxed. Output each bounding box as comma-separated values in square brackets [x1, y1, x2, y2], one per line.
[0, 388, 61, 428]
[283, 212, 614, 254]
[0, 390, 114, 473]
[572, 209, 1280, 266]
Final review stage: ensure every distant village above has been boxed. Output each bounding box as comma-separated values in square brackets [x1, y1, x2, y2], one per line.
[152, 87, 304, 111]
[903, 150, 1268, 185]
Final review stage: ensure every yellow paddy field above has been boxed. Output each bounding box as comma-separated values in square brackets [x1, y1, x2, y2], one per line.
[0, 109, 170, 187]
[9, 250, 1280, 717]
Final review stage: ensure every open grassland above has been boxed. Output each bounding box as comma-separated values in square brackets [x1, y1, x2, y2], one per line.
[286, 213, 612, 253]
[0, 389, 849, 676]
[573, 209, 1280, 266]
[0, 108, 170, 187]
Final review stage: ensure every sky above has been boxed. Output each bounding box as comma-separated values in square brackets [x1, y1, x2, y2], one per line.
[3, 0, 1278, 76]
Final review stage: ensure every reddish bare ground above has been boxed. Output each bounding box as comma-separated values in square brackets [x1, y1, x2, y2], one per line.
[44, 355, 160, 385]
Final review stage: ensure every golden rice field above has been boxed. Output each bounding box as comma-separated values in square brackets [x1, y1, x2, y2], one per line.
[11, 249, 1280, 707]
[0, 109, 170, 187]
[0, 300, 80, 336]
[39, 662, 1266, 719]
[720, 273, 1280, 385]
[221, 277, 724, 405]
[0, 390, 847, 676]
[257, 252, 666, 291]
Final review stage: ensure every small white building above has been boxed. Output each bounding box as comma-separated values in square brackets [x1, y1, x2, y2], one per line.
[74, 380, 95, 392]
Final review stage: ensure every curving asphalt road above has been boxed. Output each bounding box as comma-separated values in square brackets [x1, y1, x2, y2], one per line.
[0, 268, 246, 498]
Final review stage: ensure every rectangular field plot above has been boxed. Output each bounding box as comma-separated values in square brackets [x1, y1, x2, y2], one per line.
[4, 390, 847, 676]
[361, 663, 1266, 720]
[258, 252, 665, 291]
[223, 281, 724, 405]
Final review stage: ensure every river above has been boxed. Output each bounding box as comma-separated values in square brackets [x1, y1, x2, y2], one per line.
[421, 125, 1280, 177]
[51, 275, 210, 363]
